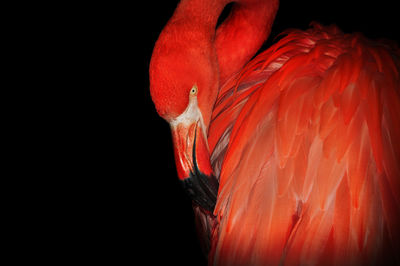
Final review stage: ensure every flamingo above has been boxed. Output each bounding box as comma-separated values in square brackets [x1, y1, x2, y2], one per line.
[149, 0, 400, 265]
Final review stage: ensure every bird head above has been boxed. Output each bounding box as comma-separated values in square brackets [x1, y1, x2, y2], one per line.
[149, 23, 219, 212]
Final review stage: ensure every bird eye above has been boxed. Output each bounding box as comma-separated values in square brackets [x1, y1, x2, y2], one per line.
[190, 85, 198, 96]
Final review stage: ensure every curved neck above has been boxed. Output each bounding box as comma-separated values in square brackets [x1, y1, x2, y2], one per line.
[170, 0, 279, 85]
[216, 0, 279, 83]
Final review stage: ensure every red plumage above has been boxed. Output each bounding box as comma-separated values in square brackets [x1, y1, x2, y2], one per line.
[150, 1, 400, 265]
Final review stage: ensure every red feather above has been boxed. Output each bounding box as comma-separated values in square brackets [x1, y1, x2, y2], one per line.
[150, 1, 400, 264]
[209, 24, 400, 265]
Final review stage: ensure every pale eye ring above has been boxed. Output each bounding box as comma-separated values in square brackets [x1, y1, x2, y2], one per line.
[190, 85, 198, 96]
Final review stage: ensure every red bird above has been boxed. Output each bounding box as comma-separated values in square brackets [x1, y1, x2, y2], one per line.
[149, 0, 400, 265]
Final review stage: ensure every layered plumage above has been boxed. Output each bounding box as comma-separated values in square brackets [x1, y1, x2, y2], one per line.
[207, 23, 400, 265]
[149, 1, 400, 265]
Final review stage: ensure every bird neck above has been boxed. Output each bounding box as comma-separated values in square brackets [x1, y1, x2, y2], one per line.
[216, 0, 279, 84]
[170, 0, 279, 85]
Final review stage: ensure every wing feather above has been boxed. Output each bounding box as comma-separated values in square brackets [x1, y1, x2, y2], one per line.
[208, 24, 400, 265]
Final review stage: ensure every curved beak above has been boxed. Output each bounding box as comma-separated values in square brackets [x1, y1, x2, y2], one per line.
[169, 99, 218, 213]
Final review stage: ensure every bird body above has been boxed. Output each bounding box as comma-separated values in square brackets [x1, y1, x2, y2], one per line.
[149, 0, 400, 265]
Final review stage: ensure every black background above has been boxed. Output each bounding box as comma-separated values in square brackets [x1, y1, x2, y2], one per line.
[82, 1, 399, 265]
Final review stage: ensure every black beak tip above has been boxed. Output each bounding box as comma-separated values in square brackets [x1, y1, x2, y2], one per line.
[181, 171, 219, 213]
[180, 121, 219, 213]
